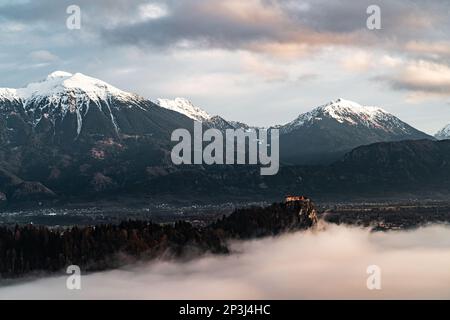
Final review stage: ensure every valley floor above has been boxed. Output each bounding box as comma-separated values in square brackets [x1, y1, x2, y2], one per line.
[2, 199, 450, 229]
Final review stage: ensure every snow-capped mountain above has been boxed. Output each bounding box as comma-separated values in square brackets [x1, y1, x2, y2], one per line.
[281, 99, 413, 134]
[0, 73, 443, 204]
[0, 72, 433, 166]
[279, 98, 433, 164]
[0, 88, 20, 102]
[0, 71, 194, 144]
[1, 71, 139, 104]
[204, 115, 256, 131]
[155, 98, 212, 122]
[435, 124, 450, 140]
[155, 97, 254, 130]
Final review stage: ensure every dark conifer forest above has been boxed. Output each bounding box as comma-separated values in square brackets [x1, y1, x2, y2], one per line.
[0, 200, 317, 278]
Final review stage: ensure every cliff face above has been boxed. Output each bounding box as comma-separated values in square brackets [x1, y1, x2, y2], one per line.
[213, 198, 318, 239]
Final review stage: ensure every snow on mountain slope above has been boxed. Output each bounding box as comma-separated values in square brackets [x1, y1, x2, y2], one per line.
[19, 71, 140, 105]
[155, 98, 212, 122]
[0, 71, 150, 137]
[2, 72, 247, 136]
[435, 124, 450, 140]
[0, 71, 198, 142]
[154, 98, 258, 131]
[281, 98, 411, 134]
[0, 71, 145, 115]
[278, 98, 433, 165]
[0, 88, 20, 102]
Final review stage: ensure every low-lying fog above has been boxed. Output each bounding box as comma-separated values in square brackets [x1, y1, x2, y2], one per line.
[1, 223, 449, 299]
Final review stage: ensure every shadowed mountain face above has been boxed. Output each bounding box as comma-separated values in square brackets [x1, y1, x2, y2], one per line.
[435, 124, 450, 140]
[154, 97, 433, 165]
[0, 72, 195, 146]
[0, 72, 197, 203]
[0, 72, 443, 205]
[2, 138, 446, 205]
[124, 139, 450, 200]
[330, 139, 450, 190]
[278, 99, 434, 165]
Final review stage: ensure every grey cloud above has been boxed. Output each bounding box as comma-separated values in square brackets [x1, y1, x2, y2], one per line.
[101, 1, 283, 50]
[97, 0, 450, 57]
[1, 0, 449, 58]
[1, 0, 450, 132]
[102, 0, 371, 48]
[388, 80, 450, 95]
[0, 0, 145, 22]
[373, 59, 450, 96]
[297, 73, 319, 82]
[29, 50, 59, 62]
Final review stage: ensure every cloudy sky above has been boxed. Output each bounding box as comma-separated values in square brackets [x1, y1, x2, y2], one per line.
[1, 0, 450, 133]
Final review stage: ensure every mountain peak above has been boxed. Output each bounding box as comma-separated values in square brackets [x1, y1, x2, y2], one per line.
[155, 97, 212, 122]
[281, 99, 409, 134]
[279, 99, 433, 165]
[323, 98, 385, 114]
[0, 88, 18, 101]
[11, 71, 136, 104]
[46, 71, 73, 80]
[0, 71, 147, 139]
[435, 124, 450, 140]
